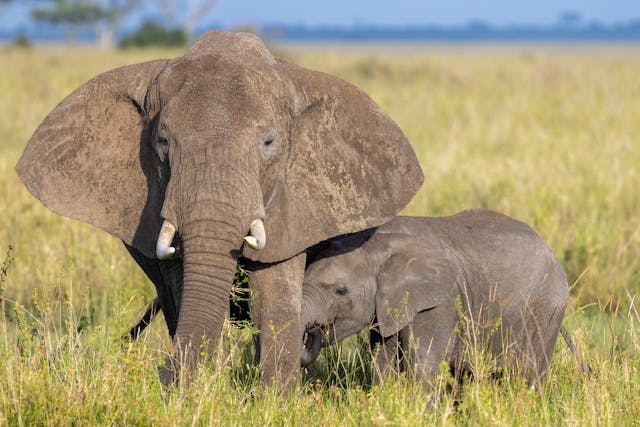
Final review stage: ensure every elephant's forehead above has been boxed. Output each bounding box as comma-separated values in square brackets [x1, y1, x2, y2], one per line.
[181, 55, 283, 94]
[166, 63, 286, 119]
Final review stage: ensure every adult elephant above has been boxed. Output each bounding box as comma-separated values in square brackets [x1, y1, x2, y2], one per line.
[16, 31, 423, 388]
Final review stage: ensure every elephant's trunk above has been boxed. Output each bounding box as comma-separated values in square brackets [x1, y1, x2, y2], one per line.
[160, 218, 240, 384]
[302, 286, 330, 330]
[301, 326, 326, 367]
[157, 159, 264, 385]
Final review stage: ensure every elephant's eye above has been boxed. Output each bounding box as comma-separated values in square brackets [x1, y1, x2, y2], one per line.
[158, 137, 169, 154]
[335, 286, 348, 296]
[155, 136, 169, 162]
[261, 137, 277, 160]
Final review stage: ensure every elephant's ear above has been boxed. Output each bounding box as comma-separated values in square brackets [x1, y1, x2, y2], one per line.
[244, 60, 424, 262]
[16, 60, 170, 259]
[375, 235, 456, 337]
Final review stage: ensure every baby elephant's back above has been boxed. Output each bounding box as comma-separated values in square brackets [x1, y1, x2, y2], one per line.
[445, 209, 566, 305]
[381, 210, 568, 333]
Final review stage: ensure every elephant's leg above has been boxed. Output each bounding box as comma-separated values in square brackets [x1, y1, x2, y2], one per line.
[249, 252, 306, 391]
[124, 243, 182, 337]
[401, 305, 458, 383]
[156, 257, 184, 336]
[372, 333, 402, 384]
[126, 298, 161, 341]
[511, 301, 566, 389]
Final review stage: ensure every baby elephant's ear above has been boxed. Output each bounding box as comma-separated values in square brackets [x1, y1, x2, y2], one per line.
[376, 236, 456, 338]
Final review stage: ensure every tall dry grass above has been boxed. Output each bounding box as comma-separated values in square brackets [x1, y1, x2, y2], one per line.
[0, 43, 639, 425]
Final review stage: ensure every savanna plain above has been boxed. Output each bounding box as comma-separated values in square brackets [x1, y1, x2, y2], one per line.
[1, 42, 639, 425]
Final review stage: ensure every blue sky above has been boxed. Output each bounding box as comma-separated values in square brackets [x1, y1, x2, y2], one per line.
[212, 1, 640, 27]
[1, 0, 639, 31]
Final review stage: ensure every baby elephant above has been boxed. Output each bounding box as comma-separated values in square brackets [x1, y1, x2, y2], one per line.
[301, 209, 569, 386]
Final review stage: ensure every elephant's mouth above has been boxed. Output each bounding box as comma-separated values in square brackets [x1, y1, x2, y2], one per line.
[304, 323, 329, 342]
[155, 217, 266, 259]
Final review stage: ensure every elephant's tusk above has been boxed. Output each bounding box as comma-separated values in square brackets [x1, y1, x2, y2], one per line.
[156, 220, 177, 260]
[244, 218, 266, 250]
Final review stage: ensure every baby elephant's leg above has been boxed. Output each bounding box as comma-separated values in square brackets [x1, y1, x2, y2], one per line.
[372, 333, 402, 384]
[507, 300, 566, 389]
[401, 304, 458, 383]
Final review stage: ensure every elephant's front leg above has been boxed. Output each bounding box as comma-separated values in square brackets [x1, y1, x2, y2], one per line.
[249, 252, 306, 391]
[124, 243, 182, 337]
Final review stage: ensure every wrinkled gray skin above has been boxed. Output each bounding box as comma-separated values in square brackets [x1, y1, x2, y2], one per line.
[15, 31, 423, 387]
[301, 210, 568, 386]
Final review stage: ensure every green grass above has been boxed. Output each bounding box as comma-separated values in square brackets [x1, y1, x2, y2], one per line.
[1, 43, 639, 425]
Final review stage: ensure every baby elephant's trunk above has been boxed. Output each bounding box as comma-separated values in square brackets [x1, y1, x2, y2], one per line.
[301, 325, 326, 367]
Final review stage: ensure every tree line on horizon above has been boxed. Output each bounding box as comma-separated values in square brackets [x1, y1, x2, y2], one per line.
[0, 0, 220, 48]
[2, 1, 640, 47]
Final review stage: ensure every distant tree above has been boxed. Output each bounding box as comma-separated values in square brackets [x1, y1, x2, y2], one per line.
[29, 0, 140, 47]
[96, 0, 141, 48]
[31, 0, 103, 25]
[118, 19, 187, 48]
[158, 0, 219, 39]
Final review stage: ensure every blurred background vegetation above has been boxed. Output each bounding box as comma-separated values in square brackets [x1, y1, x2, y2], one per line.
[0, 0, 219, 48]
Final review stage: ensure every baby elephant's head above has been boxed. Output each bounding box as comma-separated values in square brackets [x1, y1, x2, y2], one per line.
[300, 242, 378, 367]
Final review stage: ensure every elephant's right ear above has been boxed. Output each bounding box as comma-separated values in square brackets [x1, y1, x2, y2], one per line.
[16, 60, 170, 259]
[244, 59, 424, 263]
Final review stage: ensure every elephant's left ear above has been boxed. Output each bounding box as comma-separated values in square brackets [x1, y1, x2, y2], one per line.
[244, 59, 424, 263]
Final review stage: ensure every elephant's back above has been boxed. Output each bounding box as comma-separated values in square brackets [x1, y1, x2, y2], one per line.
[377, 209, 533, 236]
[378, 209, 543, 252]
[379, 210, 568, 301]
[451, 210, 567, 317]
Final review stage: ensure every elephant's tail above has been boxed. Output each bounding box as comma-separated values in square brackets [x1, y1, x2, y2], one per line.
[560, 325, 592, 375]
[124, 298, 162, 342]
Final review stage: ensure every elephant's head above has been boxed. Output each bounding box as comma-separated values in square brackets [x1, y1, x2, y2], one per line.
[300, 230, 380, 366]
[16, 31, 423, 374]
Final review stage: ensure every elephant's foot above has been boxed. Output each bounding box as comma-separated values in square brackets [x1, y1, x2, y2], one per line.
[159, 357, 180, 387]
[158, 338, 202, 388]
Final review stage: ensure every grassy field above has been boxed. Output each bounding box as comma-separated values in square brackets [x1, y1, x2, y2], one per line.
[1, 43, 639, 425]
